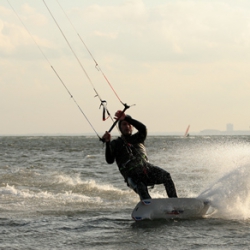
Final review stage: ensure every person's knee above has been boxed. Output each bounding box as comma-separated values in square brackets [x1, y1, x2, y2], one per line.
[127, 177, 137, 190]
[137, 182, 151, 200]
[127, 178, 151, 200]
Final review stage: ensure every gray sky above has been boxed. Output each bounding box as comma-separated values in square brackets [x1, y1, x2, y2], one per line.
[1, 0, 250, 135]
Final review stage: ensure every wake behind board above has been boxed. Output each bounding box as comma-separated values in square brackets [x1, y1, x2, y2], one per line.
[132, 198, 210, 221]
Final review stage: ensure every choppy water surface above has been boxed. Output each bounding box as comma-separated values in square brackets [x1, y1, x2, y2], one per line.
[0, 135, 250, 249]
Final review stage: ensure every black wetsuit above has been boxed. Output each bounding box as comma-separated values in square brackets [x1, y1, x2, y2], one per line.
[105, 115, 178, 200]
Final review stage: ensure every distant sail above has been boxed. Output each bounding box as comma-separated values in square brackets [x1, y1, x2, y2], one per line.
[184, 125, 190, 137]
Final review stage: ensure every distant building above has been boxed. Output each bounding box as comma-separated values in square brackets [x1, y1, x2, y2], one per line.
[200, 123, 250, 135]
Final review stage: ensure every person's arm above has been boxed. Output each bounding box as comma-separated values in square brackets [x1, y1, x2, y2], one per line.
[102, 131, 115, 164]
[114, 110, 147, 138]
[124, 115, 147, 138]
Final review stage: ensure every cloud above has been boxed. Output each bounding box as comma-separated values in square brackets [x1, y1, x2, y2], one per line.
[79, 0, 147, 22]
[93, 31, 118, 39]
[20, 3, 48, 26]
[69, 1, 250, 64]
[2, 1, 250, 134]
[0, 4, 63, 59]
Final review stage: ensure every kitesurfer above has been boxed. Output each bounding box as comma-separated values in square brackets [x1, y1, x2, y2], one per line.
[102, 110, 178, 200]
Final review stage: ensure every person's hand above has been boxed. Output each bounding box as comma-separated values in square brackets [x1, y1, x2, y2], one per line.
[102, 131, 111, 142]
[114, 110, 125, 120]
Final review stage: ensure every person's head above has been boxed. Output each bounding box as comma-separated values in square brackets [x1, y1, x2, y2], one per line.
[118, 120, 133, 136]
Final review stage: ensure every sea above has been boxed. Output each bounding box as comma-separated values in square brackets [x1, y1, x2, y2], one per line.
[0, 135, 250, 250]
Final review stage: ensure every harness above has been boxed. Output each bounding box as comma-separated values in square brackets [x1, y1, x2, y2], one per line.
[118, 137, 155, 190]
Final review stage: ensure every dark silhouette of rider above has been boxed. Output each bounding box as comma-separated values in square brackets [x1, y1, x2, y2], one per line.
[102, 110, 178, 200]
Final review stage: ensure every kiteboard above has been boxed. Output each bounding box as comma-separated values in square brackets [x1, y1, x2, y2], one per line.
[132, 198, 210, 221]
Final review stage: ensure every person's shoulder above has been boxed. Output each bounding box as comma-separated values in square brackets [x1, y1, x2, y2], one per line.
[132, 131, 146, 142]
[111, 136, 122, 143]
[109, 136, 123, 148]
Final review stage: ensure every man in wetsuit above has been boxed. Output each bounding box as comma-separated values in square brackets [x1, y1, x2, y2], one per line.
[102, 110, 178, 200]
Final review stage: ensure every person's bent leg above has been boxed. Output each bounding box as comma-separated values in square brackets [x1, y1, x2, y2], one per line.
[146, 165, 178, 198]
[136, 182, 151, 200]
[163, 173, 178, 198]
[127, 177, 151, 200]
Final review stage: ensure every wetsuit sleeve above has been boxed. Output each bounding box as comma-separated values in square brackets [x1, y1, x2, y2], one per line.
[105, 141, 115, 164]
[124, 115, 147, 141]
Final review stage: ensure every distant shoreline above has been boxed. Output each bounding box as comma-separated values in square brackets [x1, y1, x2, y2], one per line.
[1, 131, 250, 137]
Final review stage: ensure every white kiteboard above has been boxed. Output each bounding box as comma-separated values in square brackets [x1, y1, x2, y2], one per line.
[132, 198, 210, 221]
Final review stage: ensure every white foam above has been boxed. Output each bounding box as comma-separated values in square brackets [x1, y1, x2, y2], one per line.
[83, 179, 123, 192]
[198, 163, 250, 220]
[0, 184, 19, 195]
[0, 184, 102, 203]
[55, 174, 128, 194]
[56, 173, 84, 186]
